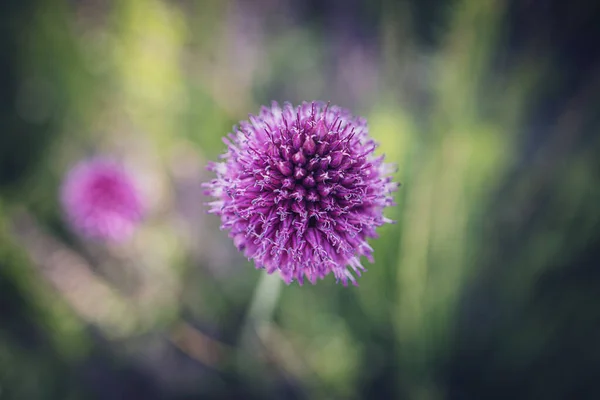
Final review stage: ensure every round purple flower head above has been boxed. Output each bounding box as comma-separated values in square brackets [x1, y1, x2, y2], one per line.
[61, 158, 144, 242]
[204, 101, 398, 286]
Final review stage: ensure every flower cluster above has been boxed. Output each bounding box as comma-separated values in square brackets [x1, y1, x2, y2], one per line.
[61, 158, 143, 242]
[204, 101, 398, 285]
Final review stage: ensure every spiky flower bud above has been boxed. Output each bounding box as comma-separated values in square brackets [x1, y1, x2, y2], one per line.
[204, 101, 398, 286]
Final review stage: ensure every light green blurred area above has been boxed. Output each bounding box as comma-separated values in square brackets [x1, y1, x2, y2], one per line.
[2, 0, 599, 399]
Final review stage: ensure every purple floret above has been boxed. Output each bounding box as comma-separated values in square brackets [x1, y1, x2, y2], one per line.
[61, 158, 144, 242]
[204, 101, 398, 286]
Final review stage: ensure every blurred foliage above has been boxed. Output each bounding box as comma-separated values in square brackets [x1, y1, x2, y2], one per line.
[1, 0, 599, 399]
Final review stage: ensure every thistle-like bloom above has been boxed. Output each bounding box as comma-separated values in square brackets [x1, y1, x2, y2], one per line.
[204, 102, 398, 285]
[61, 158, 143, 242]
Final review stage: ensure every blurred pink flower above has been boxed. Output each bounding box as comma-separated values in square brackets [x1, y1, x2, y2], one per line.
[61, 158, 143, 241]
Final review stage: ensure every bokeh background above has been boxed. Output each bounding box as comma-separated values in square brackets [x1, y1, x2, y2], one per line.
[2, 0, 600, 399]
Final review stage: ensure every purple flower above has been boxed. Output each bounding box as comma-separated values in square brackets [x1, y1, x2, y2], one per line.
[204, 101, 398, 286]
[61, 158, 144, 242]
